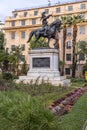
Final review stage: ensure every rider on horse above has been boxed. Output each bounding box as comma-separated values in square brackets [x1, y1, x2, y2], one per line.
[40, 12, 52, 36]
[27, 12, 61, 48]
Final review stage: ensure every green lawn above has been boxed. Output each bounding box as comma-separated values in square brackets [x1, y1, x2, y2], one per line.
[0, 79, 87, 130]
[71, 78, 87, 88]
[58, 91, 87, 130]
[0, 81, 74, 130]
[71, 81, 86, 88]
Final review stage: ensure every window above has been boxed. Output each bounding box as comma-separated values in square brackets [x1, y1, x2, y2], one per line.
[24, 12, 27, 17]
[32, 19, 36, 25]
[45, 9, 49, 14]
[79, 53, 85, 61]
[81, 4, 86, 9]
[34, 10, 38, 16]
[11, 45, 15, 51]
[56, 7, 61, 13]
[79, 41, 85, 45]
[68, 6, 73, 11]
[13, 13, 17, 18]
[54, 16, 59, 20]
[21, 44, 25, 51]
[80, 13, 85, 19]
[21, 31, 25, 39]
[66, 54, 71, 61]
[11, 32, 15, 39]
[21, 55, 25, 62]
[67, 27, 72, 35]
[66, 41, 72, 49]
[65, 68, 70, 75]
[11, 21, 15, 26]
[80, 26, 85, 34]
[21, 20, 25, 26]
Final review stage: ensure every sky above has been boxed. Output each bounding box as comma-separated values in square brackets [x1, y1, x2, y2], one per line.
[0, 0, 68, 22]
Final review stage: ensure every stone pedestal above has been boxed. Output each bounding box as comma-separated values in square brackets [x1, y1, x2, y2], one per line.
[17, 49, 70, 86]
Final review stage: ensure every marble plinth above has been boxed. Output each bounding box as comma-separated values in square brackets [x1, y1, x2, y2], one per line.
[16, 48, 70, 86]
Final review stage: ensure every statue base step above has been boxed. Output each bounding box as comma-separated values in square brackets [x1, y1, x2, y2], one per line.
[16, 75, 70, 86]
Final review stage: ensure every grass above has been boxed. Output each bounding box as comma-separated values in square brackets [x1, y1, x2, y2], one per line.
[0, 88, 87, 130]
[71, 81, 86, 88]
[58, 91, 87, 130]
[0, 78, 87, 130]
[0, 91, 60, 130]
[38, 89, 74, 106]
[0, 78, 74, 105]
[71, 78, 87, 88]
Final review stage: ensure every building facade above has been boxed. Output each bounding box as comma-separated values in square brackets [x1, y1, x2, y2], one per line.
[4, 0, 87, 77]
[0, 22, 4, 32]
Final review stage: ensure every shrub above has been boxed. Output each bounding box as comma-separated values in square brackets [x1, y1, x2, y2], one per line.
[83, 63, 87, 75]
[0, 91, 59, 130]
[29, 36, 49, 49]
[21, 60, 28, 75]
[71, 78, 87, 82]
[2, 72, 13, 80]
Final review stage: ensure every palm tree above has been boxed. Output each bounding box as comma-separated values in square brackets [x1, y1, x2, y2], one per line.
[61, 16, 72, 75]
[61, 15, 84, 77]
[79, 41, 87, 60]
[71, 15, 84, 78]
[60, 17, 68, 75]
[79, 41, 87, 76]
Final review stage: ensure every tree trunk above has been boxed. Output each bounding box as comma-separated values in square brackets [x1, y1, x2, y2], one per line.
[72, 54, 77, 78]
[62, 26, 66, 75]
[72, 24, 78, 78]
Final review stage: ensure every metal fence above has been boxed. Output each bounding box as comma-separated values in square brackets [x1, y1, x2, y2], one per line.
[14, 0, 86, 11]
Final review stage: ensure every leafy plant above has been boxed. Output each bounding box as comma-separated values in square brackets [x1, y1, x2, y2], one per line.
[79, 41, 87, 59]
[59, 60, 65, 76]
[9, 45, 22, 76]
[29, 36, 48, 49]
[2, 72, 13, 80]
[83, 63, 87, 75]
[21, 60, 28, 75]
[0, 91, 59, 130]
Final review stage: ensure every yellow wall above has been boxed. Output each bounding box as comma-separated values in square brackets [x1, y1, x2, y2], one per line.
[4, 0, 87, 76]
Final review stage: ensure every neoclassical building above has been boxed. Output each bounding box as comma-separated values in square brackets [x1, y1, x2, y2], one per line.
[4, 0, 87, 77]
[0, 22, 4, 32]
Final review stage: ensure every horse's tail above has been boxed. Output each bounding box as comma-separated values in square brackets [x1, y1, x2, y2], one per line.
[27, 30, 34, 43]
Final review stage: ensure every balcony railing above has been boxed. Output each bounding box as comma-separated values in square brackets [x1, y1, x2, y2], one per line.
[14, 0, 87, 12]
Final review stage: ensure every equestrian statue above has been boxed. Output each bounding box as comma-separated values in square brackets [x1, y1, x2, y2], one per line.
[27, 11, 61, 48]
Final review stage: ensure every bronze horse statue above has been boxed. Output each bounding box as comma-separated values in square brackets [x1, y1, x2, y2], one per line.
[27, 19, 61, 48]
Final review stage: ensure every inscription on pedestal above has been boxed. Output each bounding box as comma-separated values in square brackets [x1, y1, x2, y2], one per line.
[32, 57, 50, 68]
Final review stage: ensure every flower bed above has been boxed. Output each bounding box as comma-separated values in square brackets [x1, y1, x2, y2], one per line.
[48, 86, 87, 116]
